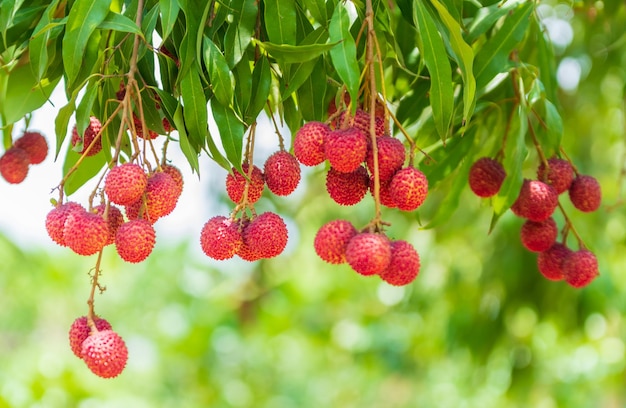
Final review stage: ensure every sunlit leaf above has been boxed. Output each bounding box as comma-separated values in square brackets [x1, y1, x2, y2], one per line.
[159, 0, 180, 41]
[212, 101, 244, 169]
[98, 11, 143, 37]
[224, 0, 257, 68]
[264, 0, 297, 45]
[180, 66, 208, 148]
[203, 36, 234, 107]
[329, 2, 360, 110]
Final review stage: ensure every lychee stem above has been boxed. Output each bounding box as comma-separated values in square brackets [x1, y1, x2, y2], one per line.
[559, 146, 580, 177]
[557, 201, 586, 249]
[266, 103, 285, 151]
[527, 119, 550, 173]
[86, 248, 105, 331]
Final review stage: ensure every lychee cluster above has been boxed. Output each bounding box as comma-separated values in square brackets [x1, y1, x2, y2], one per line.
[71, 117, 103, 156]
[0, 131, 48, 184]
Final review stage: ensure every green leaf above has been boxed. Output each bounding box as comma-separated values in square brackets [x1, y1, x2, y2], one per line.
[159, 0, 180, 41]
[414, 1, 453, 141]
[203, 36, 234, 107]
[28, 0, 60, 82]
[180, 66, 208, 148]
[224, 0, 258, 68]
[75, 81, 99, 137]
[255, 39, 339, 64]
[466, 0, 520, 44]
[302, 0, 327, 25]
[538, 99, 563, 157]
[174, 106, 201, 174]
[211, 101, 244, 168]
[329, 2, 360, 108]
[54, 96, 77, 159]
[234, 61, 252, 117]
[281, 58, 318, 99]
[534, 17, 558, 103]
[62, 142, 107, 196]
[98, 11, 143, 36]
[297, 57, 327, 122]
[247, 56, 271, 122]
[264, 0, 297, 45]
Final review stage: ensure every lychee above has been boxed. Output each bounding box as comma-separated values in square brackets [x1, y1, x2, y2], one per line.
[81, 330, 128, 378]
[63, 208, 109, 256]
[370, 176, 397, 208]
[326, 166, 369, 206]
[115, 219, 156, 263]
[468, 157, 506, 198]
[225, 164, 265, 204]
[69, 316, 112, 358]
[14, 131, 48, 164]
[379, 240, 420, 286]
[325, 127, 368, 173]
[389, 167, 429, 211]
[71, 116, 102, 156]
[511, 179, 558, 222]
[161, 164, 184, 198]
[0, 147, 29, 184]
[94, 204, 125, 246]
[138, 171, 179, 221]
[568, 175, 601, 212]
[314, 220, 358, 264]
[45, 202, 84, 247]
[536, 243, 571, 281]
[339, 109, 385, 138]
[563, 249, 599, 288]
[345, 232, 392, 276]
[520, 217, 558, 252]
[294, 121, 329, 166]
[132, 114, 159, 139]
[242, 212, 288, 259]
[104, 163, 148, 206]
[263, 151, 301, 196]
[537, 157, 574, 194]
[365, 136, 406, 181]
[200, 216, 243, 260]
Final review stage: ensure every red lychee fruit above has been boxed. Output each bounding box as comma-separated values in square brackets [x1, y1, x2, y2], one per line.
[225, 164, 265, 204]
[14, 131, 48, 164]
[325, 127, 368, 173]
[0, 147, 29, 184]
[264, 151, 301, 196]
[132, 114, 159, 139]
[45, 202, 84, 247]
[314, 220, 358, 264]
[326, 166, 369, 206]
[379, 240, 420, 286]
[365, 136, 406, 181]
[389, 167, 429, 211]
[468, 157, 506, 198]
[115, 219, 156, 263]
[568, 175, 601, 212]
[563, 250, 599, 288]
[81, 330, 128, 379]
[162, 117, 174, 133]
[200, 216, 243, 260]
[511, 179, 558, 222]
[520, 217, 558, 252]
[345, 232, 392, 276]
[71, 116, 102, 156]
[63, 208, 109, 256]
[94, 204, 125, 246]
[537, 157, 574, 194]
[339, 109, 385, 138]
[139, 171, 179, 220]
[242, 212, 288, 259]
[69, 316, 112, 358]
[536, 243, 571, 281]
[370, 176, 397, 208]
[294, 121, 330, 166]
[161, 164, 184, 198]
[104, 163, 148, 206]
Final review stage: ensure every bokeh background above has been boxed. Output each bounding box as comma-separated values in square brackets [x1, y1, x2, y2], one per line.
[1, 1, 626, 407]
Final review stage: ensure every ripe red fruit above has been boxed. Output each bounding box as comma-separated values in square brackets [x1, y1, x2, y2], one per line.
[94, 204, 125, 246]
[536, 243, 571, 281]
[45, 202, 84, 246]
[379, 240, 420, 286]
[537, 157, 574, 194]
[340, 109, 385, 138]
[162, 117, 174, 133]
[294, 121, 329, 166]
[132, 114, 159, 139]
[563, 250, 599, 288]
[365, 136, 406, 181]
[242, 212, 288, 259]
[264, 151, 301, 196]
[81, 330, 128, 379]
[511, 179, 558, 222]
[105, 163, 148, 206]
[468, 157, 506, 198]
[314, 220, 358, 264]
[0, 147, 29, 184]
[345, 232, 392, 276]
[138, 172, 179, 221]
[71, 116, 102, 156]
[225, 164, 265, 204]
[237, 220, 262, 262]
[69, 316, 112, 358]
[520, 217, 558, 252]
[325, 127, 368, 173]
[326, 166, 369, 206]
[14, 131, 48, 164]
[115, 219, 156, 263]
[161, 164, 184, 198]
[200, 216, 242, 260]
[64, 208, 109, 256]
[568, 175, 601, 212]
[389, 167, 429, 211]
[370, 176, 397, 208]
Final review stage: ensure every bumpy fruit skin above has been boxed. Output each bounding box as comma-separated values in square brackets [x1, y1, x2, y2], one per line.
[135, 172, 179, 221]
[115, 219, 156, 263]
[132, 114, 159, 139]
[14, 131, 48, 164]
[161, 164, 184, 198]
[294, 121, 330, 166]
[326, 166, 369, 206]
[389, 167, 428, 211]
[200, 216, 242, 260]
[105, 163, 148, 206]
[45, 202, 84, 246]
[468, 157, 506, 198]
[520, 217, 558, 252]
[511, 179, 558, 222]
[370, 176, 397, 208]
[314, 220, 358, 264]
[242, 212, 288, 259]
[264, 151, 301, 196]
[64, 208, 109, 256]
[339, 109, 385, 138]
[537, 243, 571, 281]
[345, 233, 392, 276]
[379, 240, 420, 286]
[94, 204, 125, 246]
[537, 157, 574, 194]
[81, 330, 128, 379]
[69, 316, 112, 358]
[365, 136, 406, 181]
[0, 147, 29, 184]
[71, 116, 102, 156]
[563, 250, 599, 288]
[225, 164, 265, 204]
[325, 127, 368, 173]
[568, 175, 601, 212]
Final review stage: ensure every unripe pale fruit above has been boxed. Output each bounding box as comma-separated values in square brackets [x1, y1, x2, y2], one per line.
[71, 116, 102, 156]
[314, 220, 357, 264]
[225, 164, 265, 204]
[105, 163, 148, 206]
[242, 212, 288, 259]
[536, 243, 571, 281]
[379, 240, 420, 286]
[94, 204, 125, 246]
[264, 151, 301, 196]
[115, 219, 156, 263]
[45, 202, 84, 247]
[511, 179, 558, 222]
[520, 217, 558, 252]
[0, 147, 29, 184]
[389, 167, 428, 211]
[568, 175, 601, 212]
[563, 250, 599, 288]
[345, 232, 392, 276]
[325, 127, 368, 173]
[370, 176, 397, 208]
[468, 157, 506, 198]
[326, 166, 369, 206]
[294, 121, 329, 166]
[365, 136, 406, 181]
[64, 208, 109, 256]
[14, 131, 48, 164]
[537, 157, 573, 194]
[81, 330, 128, 379]
[69, 316, 112, 358]
[200, 216, 242, 260]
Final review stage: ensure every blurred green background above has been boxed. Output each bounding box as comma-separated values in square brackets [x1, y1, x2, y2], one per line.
[1, 1, 626, 407]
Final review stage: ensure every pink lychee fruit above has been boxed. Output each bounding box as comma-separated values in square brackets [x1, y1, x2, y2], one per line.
[115, 219, 156, 263]
[71, 116, 102, 156]
[81, 330, 128, 378]
[104, 163, 148, 206]
[365, 136, 406, 181]
[563, 249, 599, 288]
[200, 216, 243, 260]
[388, 167, 428, 211]
[294, 121, 330, 166]
[242, 212, 288, 259]
[225, 164, 265, 204]
[345, 232, 392, 276]
[94, 204, 125, 246]
[379, 240, 420, 286]
[520, 217, 558, 252]
[45, 202, 84, 247]
[325, 127, 368, 173]
[0, 147, 29, 184]
[537, 157, 574, 194]
[14, 131, 48, 164]
[568, 175, 601, 212]
[314, 220, 358, 264]
[326, 166, 369, 206]
[511, 179, 558, 222]
[69, 316, 112, 358]
[63, 208, 109, 256]
[468, 157, 506, 198]
[264, 151, 301, 196]
[536, 243, 571, 281]
[370, 176, 397, 208]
